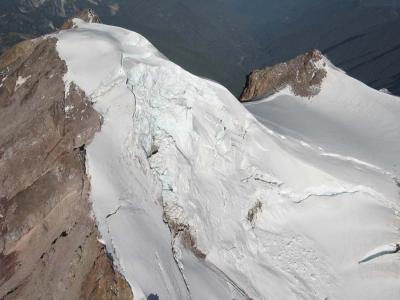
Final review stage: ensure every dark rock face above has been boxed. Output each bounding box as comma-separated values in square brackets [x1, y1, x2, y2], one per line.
[0, 35, 132, 299]
[240, 50, 327, 102]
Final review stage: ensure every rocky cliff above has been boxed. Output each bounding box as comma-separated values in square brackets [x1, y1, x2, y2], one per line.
[240, 50, 327, 101]
[0, 13, 133, 300]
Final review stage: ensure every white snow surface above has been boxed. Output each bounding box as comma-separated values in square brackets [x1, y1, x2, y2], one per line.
[56, 20, 400, 300]
[14, 75, 31, 91]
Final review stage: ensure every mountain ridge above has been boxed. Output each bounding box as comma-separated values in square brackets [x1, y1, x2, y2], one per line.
[1, 12, 400, 300]
[1, 0, 400, 97]
[0, 14, 132, 300]
[56, 17, 400, 299]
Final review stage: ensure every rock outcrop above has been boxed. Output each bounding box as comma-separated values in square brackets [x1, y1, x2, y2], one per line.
[0, 17, 132, 300]
[240, 50, 327, 101]
[62, 9, 101, 29]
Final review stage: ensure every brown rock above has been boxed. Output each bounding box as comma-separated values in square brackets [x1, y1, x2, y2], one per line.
[80, 245, 134, 300]
[240, 49, 327, 101]
[0, 33, 132, 299]
[0, 38, 100, 201]
[0, 39, 41, 71]
[164, 216, 206, 259]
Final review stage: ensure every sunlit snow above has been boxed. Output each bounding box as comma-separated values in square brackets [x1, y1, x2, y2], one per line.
[56, 19, 400, 300]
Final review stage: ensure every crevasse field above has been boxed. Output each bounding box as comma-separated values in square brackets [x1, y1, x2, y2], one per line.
[56, 20, 400, 299]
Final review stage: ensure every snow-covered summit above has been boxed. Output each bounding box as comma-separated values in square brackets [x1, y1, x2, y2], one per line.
[56, 19, 400, 300]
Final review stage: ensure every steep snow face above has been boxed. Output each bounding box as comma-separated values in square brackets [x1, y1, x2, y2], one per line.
[56, 20, 400, 300]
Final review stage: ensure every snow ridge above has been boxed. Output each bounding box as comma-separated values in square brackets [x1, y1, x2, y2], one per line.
[56, 20, 400, 300]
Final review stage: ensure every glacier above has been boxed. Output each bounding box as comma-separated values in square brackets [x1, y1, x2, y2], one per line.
[55, 19, 400, 300]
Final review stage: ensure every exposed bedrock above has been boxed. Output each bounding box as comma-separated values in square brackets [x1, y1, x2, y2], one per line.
[240, 49, 327, 101]
[0, 26, 132, 300]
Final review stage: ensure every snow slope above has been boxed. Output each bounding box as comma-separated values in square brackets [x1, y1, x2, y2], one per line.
[245, 61, 400, 179]
[56, 19, 400, 300]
